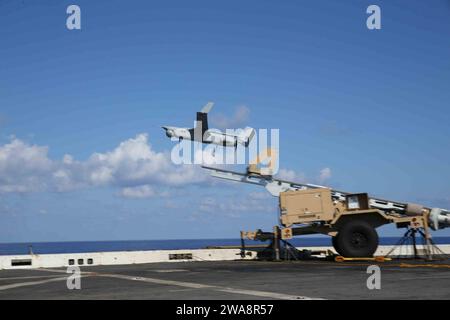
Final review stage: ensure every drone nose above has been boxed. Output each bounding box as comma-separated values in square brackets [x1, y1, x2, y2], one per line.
[163, 127, 173, 138]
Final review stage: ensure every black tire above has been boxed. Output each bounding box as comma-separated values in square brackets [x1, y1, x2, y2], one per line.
[335, 220, 379, 257]
[331, 236, 341, 255]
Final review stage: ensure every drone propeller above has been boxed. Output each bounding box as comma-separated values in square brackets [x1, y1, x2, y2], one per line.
[200, 102, 214, 114]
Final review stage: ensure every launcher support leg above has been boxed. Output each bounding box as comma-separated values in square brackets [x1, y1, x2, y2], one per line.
[273, 226, 281, 261]
[411, 229, 418, 259]
[422, 215, 433, 261]
[240, 231, 246, 258]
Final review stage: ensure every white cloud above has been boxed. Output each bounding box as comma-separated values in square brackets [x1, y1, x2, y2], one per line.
[210, 105, 250, 129]
[318, 167, 332, 184]
[119, 185, 164, 198]
[0, 134, 335, 216]
[248, 191, 271, 200]
[274, 167, 332, 185]
[84, 134, 208, 188]
[0, 138, 53, 193]
[276, 168, 304, 182]
[0, 134, 209, 195]
[198, 193, 275, 218]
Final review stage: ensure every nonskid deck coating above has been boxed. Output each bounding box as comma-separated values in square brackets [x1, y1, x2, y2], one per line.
[0, 259, 449, 299]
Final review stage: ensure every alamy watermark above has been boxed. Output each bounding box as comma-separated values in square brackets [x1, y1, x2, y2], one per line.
[66, 266, 81, 290]
[65, 5, 380, 31]
[366, 265, 381, 290]
[66, 5, 81, 30]
[367, 5, 381, 30]
[170, 128, 280, 175]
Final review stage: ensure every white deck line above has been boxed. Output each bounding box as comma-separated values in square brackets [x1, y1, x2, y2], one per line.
[0, 268, 321, 300]
[97, 273, 320, 300]
[0, 276, 69, 291]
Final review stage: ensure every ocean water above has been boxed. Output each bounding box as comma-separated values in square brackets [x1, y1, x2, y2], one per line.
[1, 237, 450, 255]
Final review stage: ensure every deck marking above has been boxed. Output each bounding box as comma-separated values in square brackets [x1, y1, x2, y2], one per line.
[217, 287, 320, 300]
[36, 268, 97, 276]
[0, 276, 69, 291]
[99, 273, 213, 289]
[0, 275, 65, 281]
[153, 269, 189, 273]
[97, 273, 322, 300]
[0, 269, 321, 300]
[0, 272, 93, 291]
[397, 275, 450, 281]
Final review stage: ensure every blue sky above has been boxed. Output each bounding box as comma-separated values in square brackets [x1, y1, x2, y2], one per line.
[0, 0, 449, 242]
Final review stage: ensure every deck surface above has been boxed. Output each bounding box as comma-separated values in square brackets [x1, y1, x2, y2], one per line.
[0, 259, 449, 299]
